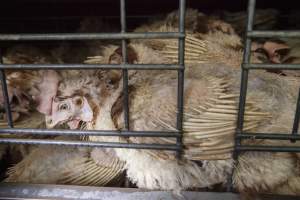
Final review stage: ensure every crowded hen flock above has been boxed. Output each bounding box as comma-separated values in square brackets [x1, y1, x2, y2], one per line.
[0, 8, 300, 198]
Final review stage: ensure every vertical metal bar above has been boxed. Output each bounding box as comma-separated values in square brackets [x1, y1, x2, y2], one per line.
[0, 48, 14, 128]
[227, 0, 256, 191]
[291, 88, 300, 143]
[176, 0, 186, 159]
[120, 0, 129, 130]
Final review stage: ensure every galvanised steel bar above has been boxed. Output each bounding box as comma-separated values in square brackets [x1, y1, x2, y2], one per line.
[0, 49, 13, 128]
[0, 128, 181, 137]
[0, 138, 181, 151]
[228, 0, 256, 192]
[248, 31, 300, 38]
[0, 15, 158, 21]
[0, 64, 183, 70]
[243, 63, 300, 70]
[237, 133, 300, 140]
[291, 88, 300, 142]
[0, 33, 184, 41]
[121, 2, 135, 188]
[175, 0, 186, 159]
[0, 183, 243, 200]
[120, 0, 129, 131]
[236, 145, 300, 153]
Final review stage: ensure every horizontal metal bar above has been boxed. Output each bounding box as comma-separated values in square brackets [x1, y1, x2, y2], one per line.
[0, 183, 243, 200]
[243, 63, 300, 70]
[248, 31, 300, 38]
[236, 145, 300, 152]
[1, 183, 298, 200]
[0, 138, 180, 151]
[0, 128, 180, 137]
[0, 64, 183, 70]
[0, 15, 157, 21]
[0, 32, 184, 41]
[237, 133, 300, 140]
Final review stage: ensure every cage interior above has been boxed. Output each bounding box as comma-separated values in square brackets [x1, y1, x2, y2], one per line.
[0, 0, 300, 199]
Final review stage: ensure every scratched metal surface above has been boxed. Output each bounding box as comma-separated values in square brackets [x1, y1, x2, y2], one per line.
[0, 183, 299, 200]
[0, 183, 239, 200]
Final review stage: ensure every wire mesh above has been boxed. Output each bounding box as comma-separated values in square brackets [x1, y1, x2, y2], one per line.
[0, 0, 186, 152]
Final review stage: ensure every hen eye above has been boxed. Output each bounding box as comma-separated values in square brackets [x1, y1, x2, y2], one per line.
[74, 97, 83, 106]
[59, 103, 70, 111]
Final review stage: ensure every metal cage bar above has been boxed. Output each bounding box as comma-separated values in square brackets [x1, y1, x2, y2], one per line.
[0, 138, 180, 151]
[175, 0, 186, 158]
[247, 31, 300, 38]
[243, 63, 300, 70]
[0, 64, 183, 70]
[292, 88, 300, 142]
[0, 128, 180, 137]
[238, 133, 300, 140]
[0, 0, 186, 155]
[121, 0, 130, 131]
[0, 32, 184, 40]
[0, 49, 13, 128]
[227, 0, 256, 192]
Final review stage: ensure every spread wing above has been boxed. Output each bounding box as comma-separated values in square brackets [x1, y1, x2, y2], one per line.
[6, 136, 125, 186]
[128, 77, 269, 161]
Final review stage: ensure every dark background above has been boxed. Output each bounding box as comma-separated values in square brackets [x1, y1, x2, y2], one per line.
[0, 0, 298, 33]
[0, 0, 298, 17]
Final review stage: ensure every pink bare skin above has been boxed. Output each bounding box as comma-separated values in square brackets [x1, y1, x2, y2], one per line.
[45, 96, 93, 129]
[263, 41, 290, 63]
[35, 70, 60, 115]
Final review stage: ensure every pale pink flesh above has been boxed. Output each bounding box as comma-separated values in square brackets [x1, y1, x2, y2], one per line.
[36, 70, 60, 115]
[263, 41, 290, 64]
[67, 119, 81, 129]
[46, 97, 93, 129]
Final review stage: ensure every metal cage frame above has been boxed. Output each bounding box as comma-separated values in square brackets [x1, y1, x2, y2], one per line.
[0, 0, 299, 196]
[0, 0, 186, 157]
